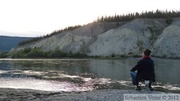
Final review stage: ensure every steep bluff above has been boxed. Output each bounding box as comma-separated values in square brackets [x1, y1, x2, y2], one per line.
[152, 18, 180, 58]
[89, 18, 167, 56]
[12, 18, 180, 58]
[13, 22, 120, 53]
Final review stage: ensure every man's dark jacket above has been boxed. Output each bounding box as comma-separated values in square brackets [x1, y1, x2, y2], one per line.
[131, 57, 155, 82]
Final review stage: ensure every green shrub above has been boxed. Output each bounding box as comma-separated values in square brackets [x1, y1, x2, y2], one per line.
[0, 52, 8, 58]
[10, 48, 88, 58]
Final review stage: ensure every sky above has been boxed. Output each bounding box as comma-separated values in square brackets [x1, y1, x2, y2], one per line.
[0, 0, 180, 37]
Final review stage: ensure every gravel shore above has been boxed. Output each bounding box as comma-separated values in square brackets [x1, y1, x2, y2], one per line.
[0, 88, 166, 101]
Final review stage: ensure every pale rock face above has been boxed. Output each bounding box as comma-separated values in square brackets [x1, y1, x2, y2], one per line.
[152, 18, 180, 58]
[88, 18, 167, 56]
[153, 25, 180, 58]
[27, 31, 93, 53]
[12, 22, 119, 54]
[88, 28, 140, 56]
[57, 33, 93, 53]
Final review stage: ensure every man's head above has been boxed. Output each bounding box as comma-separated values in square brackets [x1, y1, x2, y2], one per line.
[143, 49, 151, 56]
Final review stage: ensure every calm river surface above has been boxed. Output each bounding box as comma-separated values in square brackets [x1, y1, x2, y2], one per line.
[0, 58, 179, 93]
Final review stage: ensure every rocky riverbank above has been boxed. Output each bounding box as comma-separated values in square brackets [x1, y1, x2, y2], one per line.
[0, 88, 168, 101]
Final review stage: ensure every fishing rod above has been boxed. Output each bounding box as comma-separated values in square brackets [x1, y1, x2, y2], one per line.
[112, 61, 131, 68]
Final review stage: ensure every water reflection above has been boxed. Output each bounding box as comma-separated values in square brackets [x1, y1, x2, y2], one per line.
[0, 78, 94, 92]
[0, 58, 180, 93]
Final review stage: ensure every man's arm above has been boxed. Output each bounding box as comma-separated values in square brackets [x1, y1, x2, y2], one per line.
[130, 61, 141, 72]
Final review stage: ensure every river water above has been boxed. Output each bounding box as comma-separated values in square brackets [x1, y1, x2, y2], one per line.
[0, 58, 179, 93]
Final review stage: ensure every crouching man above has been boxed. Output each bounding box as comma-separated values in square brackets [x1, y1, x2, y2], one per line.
[130, 49, 155, 91]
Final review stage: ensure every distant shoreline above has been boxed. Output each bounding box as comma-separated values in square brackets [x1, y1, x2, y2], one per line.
[1, 57, 180, 60]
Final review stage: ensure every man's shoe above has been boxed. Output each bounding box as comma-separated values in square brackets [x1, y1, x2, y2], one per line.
[136, 86, 141, 91]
